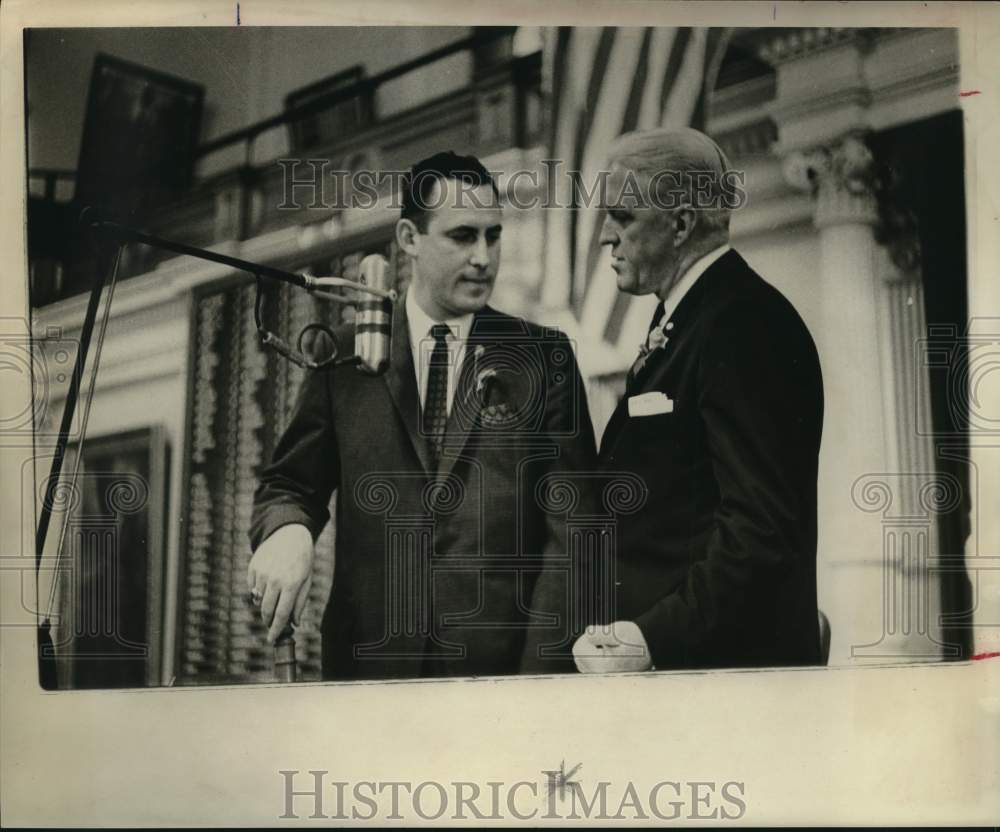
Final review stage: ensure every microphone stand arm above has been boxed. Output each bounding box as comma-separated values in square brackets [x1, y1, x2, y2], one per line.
[87, 215, 394, 298]
[84, 212, 396, 371]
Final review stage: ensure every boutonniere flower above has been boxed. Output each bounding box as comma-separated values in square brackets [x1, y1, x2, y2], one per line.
[465, 345, 497, 406]
[476, 368, 498, 396]
[638, 325, 669, 358]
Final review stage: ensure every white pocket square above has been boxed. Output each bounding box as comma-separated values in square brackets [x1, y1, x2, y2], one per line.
[627, 391, 674, 417]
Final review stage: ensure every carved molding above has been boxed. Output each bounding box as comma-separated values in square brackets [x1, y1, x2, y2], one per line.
[782, 134, 879, 228]
[751, 27, 884, 66]
[768, 86, 872, 137]
[709, 73, 777, 121]
[714, 118, 778, 159]
[741, 28, 956, 155]
[780, 132, 924, 272]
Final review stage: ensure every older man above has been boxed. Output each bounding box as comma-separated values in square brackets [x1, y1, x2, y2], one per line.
[573, 128, 824, 672]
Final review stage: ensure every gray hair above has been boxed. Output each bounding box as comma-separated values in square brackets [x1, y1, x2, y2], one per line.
[606, 127, 734, 237]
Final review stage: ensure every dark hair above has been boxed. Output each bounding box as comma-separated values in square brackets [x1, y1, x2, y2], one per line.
[401, 150, 500, 231]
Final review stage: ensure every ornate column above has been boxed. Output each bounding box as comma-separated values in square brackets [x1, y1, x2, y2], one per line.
[783, 135, 950, 662]
[783, 136, 890, 662]
[851, 473, 958, 659]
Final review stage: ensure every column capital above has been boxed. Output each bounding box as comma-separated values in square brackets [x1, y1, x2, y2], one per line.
[781, 134, 879, 228]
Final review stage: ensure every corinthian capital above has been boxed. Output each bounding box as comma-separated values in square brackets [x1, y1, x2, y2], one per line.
[782, 134, 879, 228]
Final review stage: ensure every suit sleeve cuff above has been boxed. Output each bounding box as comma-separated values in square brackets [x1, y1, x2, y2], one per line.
[635, 603, 684, 670]
[250, 504, 326, 550]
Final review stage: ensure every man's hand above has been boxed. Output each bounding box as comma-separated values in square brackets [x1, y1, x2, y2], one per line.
[247, 524, 314, 644]
[572, 620, 653, 673]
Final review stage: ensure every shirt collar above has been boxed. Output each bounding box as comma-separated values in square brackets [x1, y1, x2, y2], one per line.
[659, 243, 732, 325]
[406, 289, 474, 342]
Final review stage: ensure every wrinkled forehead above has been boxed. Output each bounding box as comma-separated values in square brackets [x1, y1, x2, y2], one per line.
[425, 178, 503, 230]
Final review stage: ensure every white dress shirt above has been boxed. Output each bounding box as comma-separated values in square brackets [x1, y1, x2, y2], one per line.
[406, 290, 474, 417]
[658, 243, 732, 327]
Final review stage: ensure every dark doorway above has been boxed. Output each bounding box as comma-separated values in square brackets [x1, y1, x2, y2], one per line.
[871, 109, 973, 659]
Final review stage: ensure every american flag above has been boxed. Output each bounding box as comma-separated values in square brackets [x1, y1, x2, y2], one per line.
[541, 27, 731, 376]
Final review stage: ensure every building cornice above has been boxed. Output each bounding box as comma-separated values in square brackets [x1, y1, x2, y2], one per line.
[750, 27, 887, 66]
[711, 28, 960, 162]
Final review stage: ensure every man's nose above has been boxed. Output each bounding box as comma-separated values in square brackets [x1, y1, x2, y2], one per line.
[469, 236, 490, 268]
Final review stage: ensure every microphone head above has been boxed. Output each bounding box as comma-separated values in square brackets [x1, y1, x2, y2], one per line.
[359, 253, 388, 289]
[355, 254, 392, 375]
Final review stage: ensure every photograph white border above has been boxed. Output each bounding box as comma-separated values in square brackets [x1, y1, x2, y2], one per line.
[2, 1, 998, 825]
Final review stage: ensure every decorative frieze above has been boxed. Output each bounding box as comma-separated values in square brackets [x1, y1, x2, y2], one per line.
[753, 27, 883, 66]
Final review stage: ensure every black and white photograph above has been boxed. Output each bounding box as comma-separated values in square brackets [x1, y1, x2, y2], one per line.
[2, 1, 998, 826]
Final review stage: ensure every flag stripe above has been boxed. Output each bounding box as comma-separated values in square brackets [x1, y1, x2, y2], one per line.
[547, 28, 573, 151]
[690, 28, 730, 130]
[569, 27, 618, 306]
[637, 28, 678, 129]
[541, 28, 586, 311]
[661, 28, 707, 129]
[658, 28, 693, 122]
[620, 28, 655, 140]
[574, 29, 649, 315]
[589, 27, 657, 346]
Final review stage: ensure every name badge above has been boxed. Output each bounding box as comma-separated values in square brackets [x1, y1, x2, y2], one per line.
[627, 391, 674, 417]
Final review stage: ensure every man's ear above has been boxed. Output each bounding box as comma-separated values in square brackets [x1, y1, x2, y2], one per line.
[672, 207, 697, 248]
[396, 218, 421, 257]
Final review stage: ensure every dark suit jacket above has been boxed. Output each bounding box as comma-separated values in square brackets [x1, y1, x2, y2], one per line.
[598, 250, 824, 669]
[250, 295, 596, 680]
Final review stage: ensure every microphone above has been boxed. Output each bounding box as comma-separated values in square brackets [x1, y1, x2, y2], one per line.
[354, 254, 392, 375]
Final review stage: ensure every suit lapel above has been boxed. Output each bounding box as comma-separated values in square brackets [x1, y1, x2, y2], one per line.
[437, 310, 488, 480]
[382, 293, 433, 474]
